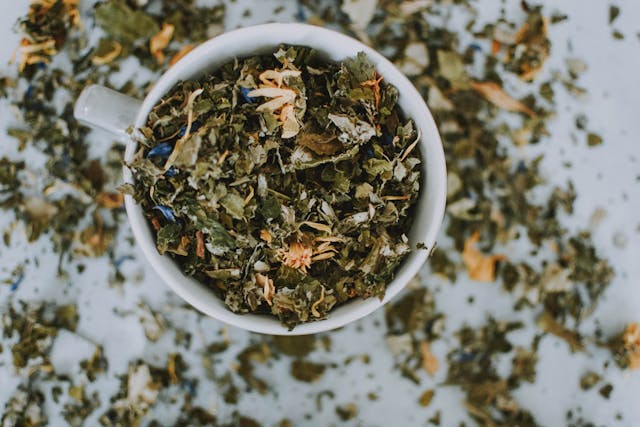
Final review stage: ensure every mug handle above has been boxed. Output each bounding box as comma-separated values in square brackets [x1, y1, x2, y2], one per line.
[74, 85, 143, 137]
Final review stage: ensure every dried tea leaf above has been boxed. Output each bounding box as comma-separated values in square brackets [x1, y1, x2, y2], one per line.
[599, 383, 613, 399]
[335, 403, 358, 421]
[398, 42, 430, 76]
[272, 335, 316, 357]
[95, 1, 160, 43]
[587, 132, 603, 147]
[418, 389, 435, 407]
[537, 311, 584, 352]
[290, 360, 326, 382]
[327, 113, 376, 146]
[437, 50, 469, 89]
[341, 0, 377, 30]
[580, 371, 601, 390]
[297, 132, 342, 156]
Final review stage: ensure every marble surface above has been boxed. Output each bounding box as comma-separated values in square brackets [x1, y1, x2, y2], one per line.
[1, 1, 639, 426]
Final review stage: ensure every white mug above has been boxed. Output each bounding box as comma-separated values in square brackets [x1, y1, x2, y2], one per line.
[74, 23, 446, 335]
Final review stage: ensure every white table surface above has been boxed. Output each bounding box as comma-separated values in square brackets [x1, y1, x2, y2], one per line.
[1, 1, 639, 426]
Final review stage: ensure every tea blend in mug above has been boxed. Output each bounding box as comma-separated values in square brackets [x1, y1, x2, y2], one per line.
[127, 45, 423, 328]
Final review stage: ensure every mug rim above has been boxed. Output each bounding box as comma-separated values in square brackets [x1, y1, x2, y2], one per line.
[122, 23, 446, 335]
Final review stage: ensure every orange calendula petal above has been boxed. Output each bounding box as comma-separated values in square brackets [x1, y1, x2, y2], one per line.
[471, 81, 536, 117]
[462, 230, 506, 282]
[260, 229, 273, 243]
[195, 231, 205, 259]
[150, 23, 175, 64]
[623, 322, 640, 370]
[491, 39, 501, 55]
[278, 241, 313, 273]
[420, 341, 439, 376]
[361, 71, 383, 108]
[169, 44, 194, 67]
[95, 191, 124, 208]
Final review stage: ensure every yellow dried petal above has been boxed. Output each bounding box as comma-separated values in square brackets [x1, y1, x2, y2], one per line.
[280, 104, 300, 139]
[256, 273, 275, 306]
[258, 69, 301, 87]
[248, 87, 297, 113]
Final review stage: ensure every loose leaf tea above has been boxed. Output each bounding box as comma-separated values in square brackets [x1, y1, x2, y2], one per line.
[1, 1, 634, 426]
[130, 46, 422, 328]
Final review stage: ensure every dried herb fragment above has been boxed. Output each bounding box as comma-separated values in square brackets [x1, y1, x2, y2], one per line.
[536, 311, 584, 352]
[335, 403, 358, 421]
[609, 5, 620, 24]
[580, 371, 601, 390]
[586, 132, 603, 147]
[235, 343, 271, 394]
[290, 359, 326, 383]
[598, 383, 613, 399]
[418, 389, 434, 407]
[1, 385, 48, 426]
[94, 1, 160, 43]
[445, 318, 540, 426]
[272, 335, 316, 357]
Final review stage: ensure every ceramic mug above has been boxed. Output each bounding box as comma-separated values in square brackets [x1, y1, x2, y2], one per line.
[74, 23, 446, 335]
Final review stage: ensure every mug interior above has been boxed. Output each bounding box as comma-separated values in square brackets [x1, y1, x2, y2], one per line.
[123, 23, 446, 335]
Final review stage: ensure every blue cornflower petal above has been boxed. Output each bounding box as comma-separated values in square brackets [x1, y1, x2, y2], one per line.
[153, 205, 177, 222]
[165, 166, 178, 177]
[295, 2, 306, 21]
[363, 144, 375, 159]
[24, 85, 34, 100]
[182, 379, 197, 395]
[454, 351, 477, 363]
[469, 43, 483, 52]
[381, 131, 393, 145]
[114, 255, 135, 269]
[176, 121, 201, 138]
[10, 272, 24, 292]
[240, 87, 255, 104]
[147, 142, 174, 159]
